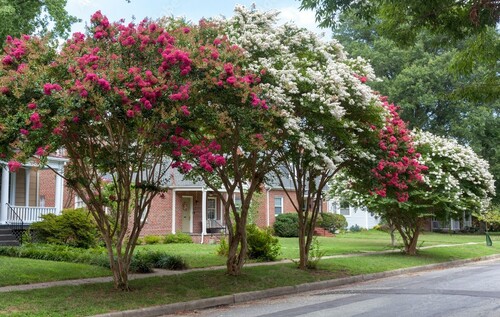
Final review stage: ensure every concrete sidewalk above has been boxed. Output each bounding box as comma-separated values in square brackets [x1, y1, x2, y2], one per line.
[0, 242, 480, 293]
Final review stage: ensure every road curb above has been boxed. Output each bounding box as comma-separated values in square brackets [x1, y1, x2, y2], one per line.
[92, 253, 500, 317]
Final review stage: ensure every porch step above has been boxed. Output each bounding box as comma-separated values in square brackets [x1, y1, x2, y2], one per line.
[313, 227, 335, 237]
[0, 228, 20, 246]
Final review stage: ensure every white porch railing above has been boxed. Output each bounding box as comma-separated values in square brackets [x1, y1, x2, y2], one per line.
[6, 204, 58, 224]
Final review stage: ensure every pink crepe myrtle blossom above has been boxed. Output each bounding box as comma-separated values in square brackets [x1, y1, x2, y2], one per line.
[7, 161, 22, 173]
[43, 83, 62, 95]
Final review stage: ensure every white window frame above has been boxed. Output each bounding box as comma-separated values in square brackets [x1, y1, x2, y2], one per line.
[207, 196, 217, 220]
[274, 196, 283, 215]
[339, 201, 350, 216]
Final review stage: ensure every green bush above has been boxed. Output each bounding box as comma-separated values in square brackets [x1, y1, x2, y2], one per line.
[130, 250, 188, 273]
[246, 224, 281, 262]
[216, 238, 229, 257]
[30, 208, 100, 248]
[143, 235, 162, 245]
[273, 213, 299, 237]
[164, 233, 193, 244]
[318, 213, 347, 233]
[350, 224, 366, 232]
[0, 243, 109, 267]
[0, 243, 188, 272]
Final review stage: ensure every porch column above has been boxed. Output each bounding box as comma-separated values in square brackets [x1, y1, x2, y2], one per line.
[0, 166, 10, 223]
[9, 172, 16, 206]
[25, 167, 31, 207]
[201, 188, 207, 235]
[171, 189, 176, 234]
[54, 170, 64, 214]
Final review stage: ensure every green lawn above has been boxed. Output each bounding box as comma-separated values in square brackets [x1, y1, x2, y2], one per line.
[1, 243, 498, 317]
[0, 256, 111, 287]
[138, 230, 493, 267]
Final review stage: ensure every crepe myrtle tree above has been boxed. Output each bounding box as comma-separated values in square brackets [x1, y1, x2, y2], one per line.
[331, 130, 495, 255]
[166, 17, 285, 276]
[0, 12, 260, 289]
[220, 6, 411, 269]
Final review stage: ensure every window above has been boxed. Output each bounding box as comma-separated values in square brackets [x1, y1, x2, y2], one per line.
[234, 194, 242, 212]
[274, 197, 283, 215]
[207, 197, 217, 220]
[339, 201, 350, 216]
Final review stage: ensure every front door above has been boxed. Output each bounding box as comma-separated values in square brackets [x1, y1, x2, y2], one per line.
[181, 196, 193, 233]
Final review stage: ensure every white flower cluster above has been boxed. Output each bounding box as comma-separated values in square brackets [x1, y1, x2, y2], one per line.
[220, 6, 382, 170]
[414, 131, 496, 211]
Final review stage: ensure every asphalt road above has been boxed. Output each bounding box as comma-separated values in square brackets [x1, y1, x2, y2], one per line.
[165, 258, 500, 317]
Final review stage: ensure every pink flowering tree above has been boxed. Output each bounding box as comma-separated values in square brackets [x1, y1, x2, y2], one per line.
[166, 18, 284, 276]
[0, 12, 260, 289]
[331, 102, 437, 255]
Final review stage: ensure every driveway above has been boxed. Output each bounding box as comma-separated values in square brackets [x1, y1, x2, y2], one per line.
[166, 257, 500, 317]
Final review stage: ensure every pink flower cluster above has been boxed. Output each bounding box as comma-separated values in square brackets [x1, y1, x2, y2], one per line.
[7, 161, 22, 173]
[1, 35, 30, 65]
[371, 99, 428, 202]
[29, 112, 42, 130]
[43, 83, 62, 96]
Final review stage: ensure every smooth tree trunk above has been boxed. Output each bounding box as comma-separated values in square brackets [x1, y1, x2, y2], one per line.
[393, 216, 424, 255]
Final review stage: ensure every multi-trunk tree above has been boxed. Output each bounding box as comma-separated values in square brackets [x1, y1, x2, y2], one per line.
[219, 6, 421, 268]
[0, 11, 267, 289]
[332, 130, 495, 255]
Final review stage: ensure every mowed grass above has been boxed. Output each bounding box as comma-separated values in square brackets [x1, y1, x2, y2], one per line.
[139, 230, 493, 267]
[0, 256, 111, 287]
[1, 243, 499, 317]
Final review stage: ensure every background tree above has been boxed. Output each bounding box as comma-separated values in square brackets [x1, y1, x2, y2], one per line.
[0, 0, 78, 42]
[332, 130, 496, 254]
[0, 12, 258, 289]
[330, 12, 500, 204]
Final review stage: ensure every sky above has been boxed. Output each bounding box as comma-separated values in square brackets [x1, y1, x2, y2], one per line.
[65, 0, 331, 37]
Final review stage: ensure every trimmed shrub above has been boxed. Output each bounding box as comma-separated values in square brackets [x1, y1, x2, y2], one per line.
[319, 213, 347, 233]
[30, 208, 100, 248]
[273, 213, 299, 237]
[143, 235, 162, 245]
[0, 243, 109, 267]
[246, 224, 281, 261]
[130, 250, 188, 273]
[0, 243, 188, 272]
[164, 233, 193, 244]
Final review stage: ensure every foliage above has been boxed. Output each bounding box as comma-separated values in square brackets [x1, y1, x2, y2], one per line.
[0, 243, 110, 267]
[273, 213, 299, 237]
[0, 11, 267, 289]
[300, 0, 499, 41]
[318, 213, 347, 233]
[0, 0, 78, 43]
[332, 130, 496, 255]
[220, 5, 400, 270]
[30, 208, 100, 248]
[306, 237, 326, 269]
[130, 249, 188, 272]
[143, 235, 162, 245]
[331, 13, 500, 203]
[162, 10, 285, 276]
[246, 224, 281, 262]
[164, 233, 193, 244]
[349, 224, 364, 232]
[216, 237, 229, 257]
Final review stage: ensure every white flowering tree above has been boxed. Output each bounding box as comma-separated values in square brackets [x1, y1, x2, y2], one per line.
[222, 6, 392, 269]
[332, 130, 496, 255]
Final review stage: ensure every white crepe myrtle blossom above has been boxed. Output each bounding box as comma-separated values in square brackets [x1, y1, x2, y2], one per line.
[218, 6, 383, 170]
[413, 131, 495, 212]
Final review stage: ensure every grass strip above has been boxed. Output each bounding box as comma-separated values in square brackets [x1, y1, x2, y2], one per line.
[0, 256, 111, 287]
[0, 244, 498, 316]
